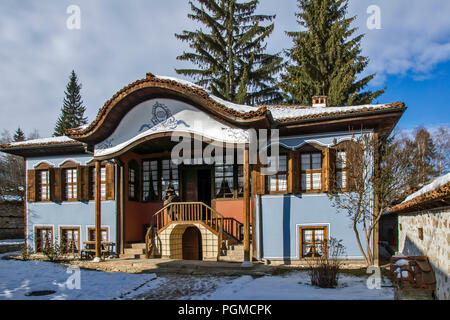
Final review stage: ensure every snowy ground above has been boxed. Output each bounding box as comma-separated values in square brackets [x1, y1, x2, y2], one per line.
[0, 252, 394, 300]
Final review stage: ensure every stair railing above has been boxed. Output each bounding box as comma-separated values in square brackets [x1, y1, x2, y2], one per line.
[145, 202, 225, 259]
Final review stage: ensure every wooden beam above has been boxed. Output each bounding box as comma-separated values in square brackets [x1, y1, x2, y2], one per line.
[243, 147, 251, 263]
[95, 160, 102, 260]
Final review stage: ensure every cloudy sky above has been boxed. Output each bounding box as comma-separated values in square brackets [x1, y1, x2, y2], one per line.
[0, 0, 449, 138]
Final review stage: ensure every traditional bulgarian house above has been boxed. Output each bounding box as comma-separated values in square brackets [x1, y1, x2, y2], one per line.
[0, 73, 405, 265]
[389, 173, 450, 300]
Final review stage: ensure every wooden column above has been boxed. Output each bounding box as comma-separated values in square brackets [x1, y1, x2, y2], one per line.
[95, 160, 102, 260]
[243, 147, 251, 263]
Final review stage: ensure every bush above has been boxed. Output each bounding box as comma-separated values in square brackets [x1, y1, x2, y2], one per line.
[42, 237, 62, 262]
[20, 244, 34, 261]
[307, 238, 346, 288]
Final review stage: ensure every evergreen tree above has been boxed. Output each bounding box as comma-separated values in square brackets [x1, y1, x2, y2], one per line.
[404, 127, 438, 191]
[54, 70, 88, 136]
[175, 0, 284, 105]
[280, 0, 384, 106]
[13, 127, 25, 142]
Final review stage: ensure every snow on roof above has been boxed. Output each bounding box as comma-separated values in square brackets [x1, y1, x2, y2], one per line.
[5, 136, 78, 148]
[155, 75, 204, 90]
[402, 173, 450, 203]
[210, 95, 259, 113]
[267, 103, 396, 121]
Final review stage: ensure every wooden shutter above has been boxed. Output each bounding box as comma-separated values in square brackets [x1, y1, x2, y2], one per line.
[105, 164, 115, 200]
[27, 170, 36, 202]
[321, 148, 330, 193]
[49, 168, 56, 202]
[328, 148, 336, 192]
[255, 164, 266, 195]
[81, 166, 90, 201]
[292, 151, 300, 194]
[346, 143, 357, 192]
[287, 152, 294, 194]
[76, 166, 83, 201]
[53, 168, 63, 202]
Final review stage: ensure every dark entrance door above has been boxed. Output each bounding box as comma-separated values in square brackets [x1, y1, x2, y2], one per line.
[197, 169, 212, 206]
[182, 227, 202, 260]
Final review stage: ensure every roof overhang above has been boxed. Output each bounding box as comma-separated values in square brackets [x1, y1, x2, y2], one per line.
[0, 141, 87, 158]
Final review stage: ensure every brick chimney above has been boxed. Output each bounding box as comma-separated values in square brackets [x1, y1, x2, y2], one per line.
[312, 96, 327, 108]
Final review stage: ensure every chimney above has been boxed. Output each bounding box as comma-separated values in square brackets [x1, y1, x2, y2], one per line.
[312, 96, 327, 108]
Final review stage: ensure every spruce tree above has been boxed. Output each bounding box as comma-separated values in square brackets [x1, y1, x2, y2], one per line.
[13, 127, 25, 142]
[175, 0, 284, 105]
[280, 0, 384, 106]
[54, 70, 88, 136]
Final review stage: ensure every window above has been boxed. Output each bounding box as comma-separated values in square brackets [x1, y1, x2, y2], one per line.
[128, 161, 139, 201]
[237, 164, 244, 197]
[142, 160, 159, 202]
[266, 154, 288, 193]
[215, 163, 234, 198]
[301, 153, 322, 191]
[161, 159, 179, 200]
[335, 151, 347, 190]
[88, 227, 108, 242]
[64, 168, 78, 200]
[37, 170, 50, 201]
[300, 226, 327, 258]
[60, 227, 80, 254]
[89, 166, 106, 200]
[35, 227, 52, 252]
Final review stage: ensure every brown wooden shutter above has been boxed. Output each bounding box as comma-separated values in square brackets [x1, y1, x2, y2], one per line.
[53, 168, 63, 202]
[287, 152, 294, 194]
[321, 148, 330, 193]
[27, 170, 36, 202]
[106, 164, 115, 200]
[81, 166, 90, 201]
[292, 151, 300, 194]
[329, 148, 336, 192]
[76, 166, 83, 201]
[255, 164, 266, 195]
[346, 144, 357, 192]
[49, 168, 56, 202]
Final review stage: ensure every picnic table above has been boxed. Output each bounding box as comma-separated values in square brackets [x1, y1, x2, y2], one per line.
[81, 241, 114, 260]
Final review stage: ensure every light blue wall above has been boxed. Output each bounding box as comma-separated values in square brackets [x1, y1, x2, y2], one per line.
[26, 154, 117, 253]
[256, 194, 369, 260]
[256, 130, 374, 261]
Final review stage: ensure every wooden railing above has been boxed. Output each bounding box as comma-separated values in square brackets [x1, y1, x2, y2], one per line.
[145, 202, 226, 259]
[223, 218, 244, 241]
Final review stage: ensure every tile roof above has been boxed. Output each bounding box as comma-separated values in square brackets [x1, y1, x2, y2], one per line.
[389, 174, 450, 213]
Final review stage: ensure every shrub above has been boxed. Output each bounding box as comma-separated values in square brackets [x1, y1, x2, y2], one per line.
[42, 237, 62, 262]
[20, 244, 34, 261]
[307, 238, 346, 288]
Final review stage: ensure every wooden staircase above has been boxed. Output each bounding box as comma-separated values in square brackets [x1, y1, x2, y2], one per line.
[119, 243, 147, 259]
[141, 202, 244, 260]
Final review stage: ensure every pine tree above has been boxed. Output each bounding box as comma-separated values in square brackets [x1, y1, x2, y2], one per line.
[280, 0, 384, 106]
[54, 70, 88, 136]
[404, 127, 438, 191]
[175, 0, 284, 105]
[13, 127, 25, 142]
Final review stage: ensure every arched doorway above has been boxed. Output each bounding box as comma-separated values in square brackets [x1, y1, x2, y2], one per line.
[182, 227, 202, 260]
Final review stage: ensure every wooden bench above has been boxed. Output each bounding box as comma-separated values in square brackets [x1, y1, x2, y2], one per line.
[81, 241, 114, 260]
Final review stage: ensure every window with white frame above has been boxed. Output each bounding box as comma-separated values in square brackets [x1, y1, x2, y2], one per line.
[35, 227, 52, 252]
[38, 170, 50, 201]
[336, 151, 347, 189]
[60, 227, 80, 254]
[266, 154, 288, 193]
[301, 153, 322, 191]
[64, 168, 77, 200]
[300, 226, 327, 258]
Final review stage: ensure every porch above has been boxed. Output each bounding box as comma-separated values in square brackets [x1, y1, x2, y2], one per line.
[91, 134, 253, 263]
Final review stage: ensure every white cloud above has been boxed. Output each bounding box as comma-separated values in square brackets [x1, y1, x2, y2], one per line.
[0, 0, 449, 137]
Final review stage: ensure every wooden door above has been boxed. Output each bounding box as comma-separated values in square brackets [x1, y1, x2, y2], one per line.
[182, 227, 202, 260]
[182, 168, 198, 202]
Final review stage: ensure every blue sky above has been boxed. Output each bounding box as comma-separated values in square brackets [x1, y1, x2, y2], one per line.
[0, 0, 449, 137]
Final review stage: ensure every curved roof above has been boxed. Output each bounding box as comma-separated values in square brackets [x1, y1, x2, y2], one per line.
[67, 72, 406, 145]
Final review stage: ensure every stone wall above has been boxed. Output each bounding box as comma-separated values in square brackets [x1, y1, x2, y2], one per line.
[398, 208, 449, 300]
[0, 201, 24, 240]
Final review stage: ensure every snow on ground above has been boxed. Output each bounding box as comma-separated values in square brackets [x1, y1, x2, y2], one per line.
[0, 252, 158, 300]
[0, 252, 394, 300]
[0, 239, 24, 246]
[190, 272, 394, 300]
